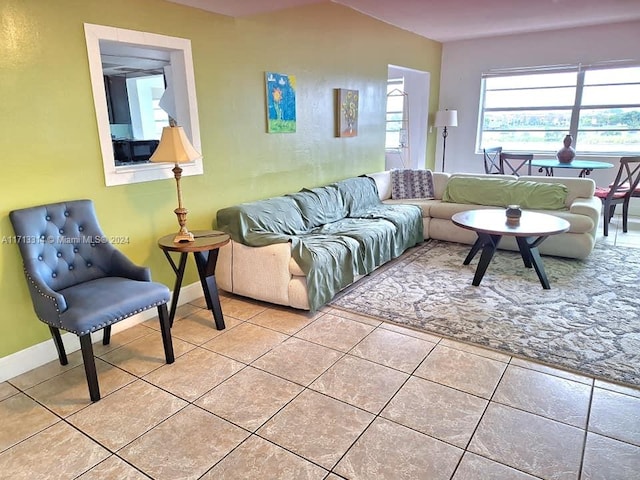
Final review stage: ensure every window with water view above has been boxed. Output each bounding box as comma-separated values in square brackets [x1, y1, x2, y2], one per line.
[478, 65, 640, 156]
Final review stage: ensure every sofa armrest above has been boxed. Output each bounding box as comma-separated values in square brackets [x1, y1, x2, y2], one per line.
[569, 196, 602, 230]
[215, 240, 296, 307]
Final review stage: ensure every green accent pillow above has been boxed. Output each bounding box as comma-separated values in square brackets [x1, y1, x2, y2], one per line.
[442, 177, 568, 210]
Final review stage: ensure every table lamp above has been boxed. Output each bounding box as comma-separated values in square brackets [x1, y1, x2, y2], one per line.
[150, 126, 201, 243]
[434, 109, 458, 171]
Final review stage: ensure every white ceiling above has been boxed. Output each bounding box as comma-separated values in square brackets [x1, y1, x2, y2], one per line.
[166, 0, 640, 42]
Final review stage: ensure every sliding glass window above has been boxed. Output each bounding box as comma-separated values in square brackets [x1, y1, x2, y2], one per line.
[477, 64, 640, 155]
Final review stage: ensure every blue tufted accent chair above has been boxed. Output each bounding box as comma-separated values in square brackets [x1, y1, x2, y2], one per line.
[9, 199, 174, 401]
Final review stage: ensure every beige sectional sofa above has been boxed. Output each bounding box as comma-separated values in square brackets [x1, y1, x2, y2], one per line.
[215, 171, 601, 310]
[370, 171, 601, 260]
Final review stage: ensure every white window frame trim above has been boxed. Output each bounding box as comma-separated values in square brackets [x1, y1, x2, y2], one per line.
[84, 23, 203, 186]
[477, 62, 640, 156]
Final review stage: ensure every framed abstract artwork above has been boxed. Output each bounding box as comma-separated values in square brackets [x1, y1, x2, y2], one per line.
[337, 88, 359, 137]
[265, 72, 296, 133]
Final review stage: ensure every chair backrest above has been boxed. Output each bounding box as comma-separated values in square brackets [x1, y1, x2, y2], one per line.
[500, 152, 533, 176]
[482, 147, 503, 174]
[605, 156, 640, 200]
[9, 200, 118, 292]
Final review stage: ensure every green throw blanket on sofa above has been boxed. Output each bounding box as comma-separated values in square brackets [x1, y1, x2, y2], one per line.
[217, 176, 423, 310]
[442, 177, 568, 210]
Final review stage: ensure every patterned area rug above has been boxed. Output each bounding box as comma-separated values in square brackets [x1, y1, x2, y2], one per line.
[330, 240, 640, 387]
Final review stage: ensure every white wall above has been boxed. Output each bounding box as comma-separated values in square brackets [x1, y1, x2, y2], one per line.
[437, 19, 640, 192]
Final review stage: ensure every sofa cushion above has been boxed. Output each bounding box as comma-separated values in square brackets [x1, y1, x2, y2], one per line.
[289, 185, 347, 228]
[216, 196, 307, 246]
[391, 169, 435, 199]
[335, 176, 382, 216]
[442, 177, 568, 210]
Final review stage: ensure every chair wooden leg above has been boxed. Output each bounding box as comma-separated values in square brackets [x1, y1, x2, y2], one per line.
[49, 326, 68, 365]
[103, 325, 111, 345]
[79, 334, 100, 402]
[157, 304, 175, 364]
[622, 200, 630, 232]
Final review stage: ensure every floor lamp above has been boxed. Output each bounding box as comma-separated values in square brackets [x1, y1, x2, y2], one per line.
[434, 109, 458, 171]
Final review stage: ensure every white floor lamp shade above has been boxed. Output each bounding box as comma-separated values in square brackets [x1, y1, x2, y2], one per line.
[435, 109, 458, 171]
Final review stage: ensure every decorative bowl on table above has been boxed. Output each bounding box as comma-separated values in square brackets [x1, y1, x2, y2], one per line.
[505, 205, 522, 226]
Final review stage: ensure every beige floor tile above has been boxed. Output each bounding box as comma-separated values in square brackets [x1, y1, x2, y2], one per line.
[581, 432, 640, 480]
[589, 387, 640, 446]
[415, 345, 507, 398]
[493, 365, 591, 428]
[334, 417, 463, 480]
[220, 297, 268, 320]
[9, 350, 83, 390]
[202, 322, 288, 363]
[381, 376, 487, 448]
[349, 327, 436, 372]
[326, 308, 383, 327]
[257, 389, 373, 470]
[452, 452, 538, 480]
[201, 435, 328, 479]
[91, 324, 157, 356]
[196, 366, 303, 431]
[0, 382, 19, 402]
[188, 296, 208, 309]
[379, 321, 443, 343]
[77, 455, 148, 480]
[170, 308, 243, 345]
[173, 302, 203, 321]
[594, 379, 640, 399]
[469, 403, 584, 480]
[98, 332, 195, 377]
[510, 357, 593, 385]
[294, 314, 374, 352]
[67, 380, 187, 451]
[0, 393, 59, 453]
[439, 338, 511, 362]
[119, 405, 249, 480]
[0, 422, 109, 480]
[310, 354, 408, 414]
[247, 307, 321, 335]
[25, 359, 135, 417]
[143, 303, 202, 330]
[251, 337, 343, 386]
[143, 347, 244, 401]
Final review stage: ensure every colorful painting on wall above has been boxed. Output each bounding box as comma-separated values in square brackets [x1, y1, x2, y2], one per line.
[338, 88, 359, 137]
[265, 72, 296, 133]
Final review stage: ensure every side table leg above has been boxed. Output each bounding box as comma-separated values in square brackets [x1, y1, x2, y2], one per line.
[194, 250, 226, 330]
[164, 252, 189, 327]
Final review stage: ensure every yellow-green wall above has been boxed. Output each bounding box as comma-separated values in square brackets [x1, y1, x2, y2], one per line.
[0, 0, 441, 358]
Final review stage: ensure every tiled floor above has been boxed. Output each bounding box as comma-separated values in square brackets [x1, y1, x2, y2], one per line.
[1, 216, 639, 479]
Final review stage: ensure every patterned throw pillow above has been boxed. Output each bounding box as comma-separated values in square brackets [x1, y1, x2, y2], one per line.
[390, 169, 435, 199]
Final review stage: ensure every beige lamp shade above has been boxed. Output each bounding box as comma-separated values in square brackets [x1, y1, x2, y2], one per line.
[434, 109, 458, 128]
[150, 126, 201, 164]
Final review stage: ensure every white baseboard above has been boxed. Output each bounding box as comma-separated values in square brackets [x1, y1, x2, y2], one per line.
[0, 281, 203, 383]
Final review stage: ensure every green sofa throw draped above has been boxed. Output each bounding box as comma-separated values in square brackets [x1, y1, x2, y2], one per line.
[442, 177, 568, 210]
[216, 176, 423, 311]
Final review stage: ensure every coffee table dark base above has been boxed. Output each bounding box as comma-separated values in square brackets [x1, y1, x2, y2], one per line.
[463, 233, 552, 289]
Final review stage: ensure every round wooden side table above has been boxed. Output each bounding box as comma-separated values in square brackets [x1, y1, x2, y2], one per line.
[158, 230, 230, 329]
